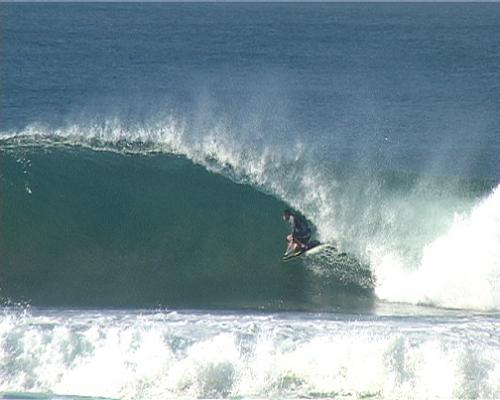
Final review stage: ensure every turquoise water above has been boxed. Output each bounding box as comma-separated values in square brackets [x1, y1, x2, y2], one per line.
[1, 3, 499, 398]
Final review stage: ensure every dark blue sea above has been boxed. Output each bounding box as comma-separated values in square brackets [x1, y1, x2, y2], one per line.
[0, 3, 499, 399]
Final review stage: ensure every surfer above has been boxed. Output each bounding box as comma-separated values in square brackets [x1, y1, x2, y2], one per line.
[282, 209, 312, 255]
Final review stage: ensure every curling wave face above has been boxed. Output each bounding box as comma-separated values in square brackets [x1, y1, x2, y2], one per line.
[0, 122, 373, 310]
[1, 116, 499, 311]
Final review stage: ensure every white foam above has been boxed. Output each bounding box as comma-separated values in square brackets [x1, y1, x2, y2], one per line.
[375, 184, 500, 310]
[0, 310, 498, 399]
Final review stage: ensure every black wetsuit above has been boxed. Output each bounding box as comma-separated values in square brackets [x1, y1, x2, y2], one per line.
[288, 214, 312, 246]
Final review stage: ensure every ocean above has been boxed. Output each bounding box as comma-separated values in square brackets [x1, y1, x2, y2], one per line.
[0, 2, 499, 399]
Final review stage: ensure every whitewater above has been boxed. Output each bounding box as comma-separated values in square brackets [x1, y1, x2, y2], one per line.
[1, 2, 500, 399]
[0, 308, 499, 400]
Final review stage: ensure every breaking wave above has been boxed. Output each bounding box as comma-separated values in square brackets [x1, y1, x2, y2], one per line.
[1, 114, 498, 311]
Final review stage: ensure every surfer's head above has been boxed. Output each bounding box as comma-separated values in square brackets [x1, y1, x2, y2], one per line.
[282, 209, 292, 220]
